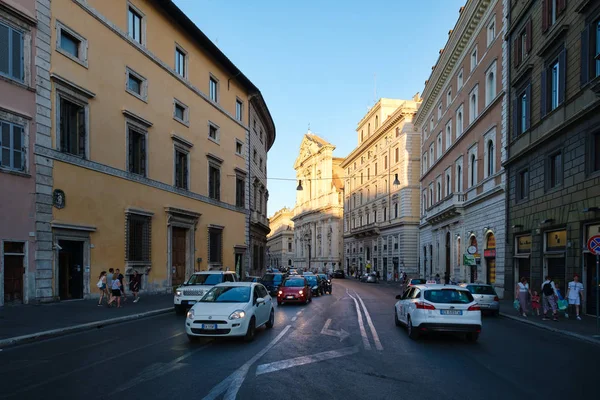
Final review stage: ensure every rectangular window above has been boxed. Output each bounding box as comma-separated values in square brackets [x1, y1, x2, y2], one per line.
[128, 6, 143, 44]
[517, 169, 529, 201]
[128, 74, 142, 95]
[59, 98, 86, 158]
[0, 22, 23, 81]
[543, 0, 565, 32]
[487, 19, 495, 46]
[125, 213, 151, 263]
[235, 140, 243, 155]
[236, 100, 243, 121]
[209, 77, 218, 102]
[457, 69, 463, 90]
[0, 120, 24, 171]
[236, 176, 245, 207]
[174, 103, 185, 121]
[447, 89, 452, 106]
[175, 46, 186, 77]
[436, 133, 442, 159]
[456, 105, 464, 136]
[548, 152, 562, 188]
[209, 123, 219, 141]
[471, 47, 478, 71]
[469, 85, 479, 123]
[288, 242, 292, 252]
[125, 68, 147, 101]
[551, 61, 559, 110]
[208, 228, 223, 264]
[445, 122, 452, 150]
[486, 62, 496, 106]
[60, 30, 80, 58]
[395, 147, 399, 163]
[209, 164, 221, 200]
[128, 127, 146, 176]
[174, 149, 188, 190]
[514, 84, 531, 136]
[437, 103, 442, 120]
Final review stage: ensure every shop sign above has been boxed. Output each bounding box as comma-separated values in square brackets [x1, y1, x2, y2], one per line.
[467, 246, 477, 255]
[516, 235, 532, 254]
[484, 249, 496, 258]
[486, 234, 496, 249]
[546, 230, 566, 251]
[463, 254, 476, 266]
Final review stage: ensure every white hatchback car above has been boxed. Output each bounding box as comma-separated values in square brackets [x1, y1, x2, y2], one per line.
[394, 284, 482, 342]
[185, 282, 274, 342]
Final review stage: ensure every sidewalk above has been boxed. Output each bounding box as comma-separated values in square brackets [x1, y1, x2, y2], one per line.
[0, 293, 173, 348]
[499, 299, 600, 345]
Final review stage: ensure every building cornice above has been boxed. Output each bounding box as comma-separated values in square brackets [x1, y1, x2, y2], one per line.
[415, 0, 492, 126]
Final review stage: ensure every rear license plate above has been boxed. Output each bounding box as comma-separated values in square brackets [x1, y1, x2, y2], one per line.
[201, 324, 216, 329]
[286, 295, 294, 299]
[440, 310, 463, 315]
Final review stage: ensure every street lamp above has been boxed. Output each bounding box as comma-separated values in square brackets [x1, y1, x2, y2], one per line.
[296, 180, 303, 191]
[393, 173, 400, 187]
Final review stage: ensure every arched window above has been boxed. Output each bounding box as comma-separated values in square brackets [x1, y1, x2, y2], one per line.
[375, 115, 379, 129]
[423, 193, 427, 214]
[457, 165, 462, 192]
[470, 154, 476, 186]
[487, 140, 494, 176]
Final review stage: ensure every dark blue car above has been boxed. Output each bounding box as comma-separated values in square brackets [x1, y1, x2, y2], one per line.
[261, 273, 285, 296]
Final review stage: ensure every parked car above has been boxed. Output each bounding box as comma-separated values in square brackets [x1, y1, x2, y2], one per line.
[244, 276, 261, 282]
[185, 282, 274, 342]
[277, 277, 312, 305]
[174, 271, 238, 315]
[304, 274, 322, 296]
[460, 283, 500, 316]
[394, 284, 482, 342]
[332, 270, 345, 279]
[261, 272, 285, 296]
[318, 274, 332, 294]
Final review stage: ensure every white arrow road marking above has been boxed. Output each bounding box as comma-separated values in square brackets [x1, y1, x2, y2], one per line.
[202, 324, 291, 400]
[354, 291, 384, 351]
[255, 346, 359, 376]
[291, 316, 297, 321]
[320, 319, 350, 341]
[346, 289, 371, 350]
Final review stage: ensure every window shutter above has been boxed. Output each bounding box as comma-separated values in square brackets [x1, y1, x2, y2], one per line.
[525, 84, 532, 131]
[59, 101, 66, 152]
[513, 38, 520, 67]
[581, 25, 590, 87]
[128, 130, 134, 173]
[558, 49, 566, 105]
[11, 29, 22, 80]
[175, 152, 181, 187]
[14, 125, 23, 170]
[183, 154, 188, 189]
[78, 107, 85, 157]
[216, 170, 220, 200]
[542, 0, 549, 33]
[526, 20, 533, 53]
[512, 98, 519, 137]
[540, 69, 547, 117]
[0, 24, 8, 75]
[140, 134, 146, 177]
[557, 0, 566, 15]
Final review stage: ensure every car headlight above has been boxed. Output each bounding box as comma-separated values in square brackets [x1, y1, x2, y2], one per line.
[299, 290, 304, 295]
[278, 290, 283, 295]
[327, 280, 331, 283]
[187, 309, 195, 319]
[228, 310, 246, 320]
[176, 290, 182, 296]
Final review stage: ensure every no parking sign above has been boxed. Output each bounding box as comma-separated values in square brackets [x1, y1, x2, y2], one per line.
[588, 234, 600, 255]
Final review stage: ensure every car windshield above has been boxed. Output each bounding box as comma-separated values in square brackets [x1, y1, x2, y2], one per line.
[200, 286, 250, 303]
[284, 279, 305, 287]
[305, 276, 317, 285]
[262, 274, 283, 283]
[466, 285, 497, 295]
[424, 289, 474, 304]
[186, 274, 223, 285]
[318, 274, 328, 280]
[410, 279, 427, 285]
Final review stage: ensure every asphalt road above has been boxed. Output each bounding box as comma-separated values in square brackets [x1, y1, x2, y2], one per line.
[0, 279, 596, 400]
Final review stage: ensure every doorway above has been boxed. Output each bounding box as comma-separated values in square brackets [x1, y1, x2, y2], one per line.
[171, 227, 187, 287]
[585, 253, 598, 316]
[58, 240, 84, 300]
[445, 232, 451, 283]
[3, 242, 25, 303]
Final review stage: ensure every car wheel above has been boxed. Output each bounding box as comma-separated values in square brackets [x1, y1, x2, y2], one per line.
[466, 332, 479, 342]
[394, 309, 401, 327]
[266, 309, 274, 329]
[244, 317, 256, 342]
[407, 317, 419, 340]
[175, 305, 185, 316]
[187, 334, 199, 342]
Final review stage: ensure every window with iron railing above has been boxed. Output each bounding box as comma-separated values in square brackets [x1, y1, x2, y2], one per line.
[126, 213, 151, 263]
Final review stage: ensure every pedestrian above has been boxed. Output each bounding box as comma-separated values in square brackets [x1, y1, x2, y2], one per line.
[435, 273, 441, 284]
[566, 274, 584, 320]
[130, 270, 141, 303]
[96, 271, 108, 306]
[106, 268, 114, 303]
[376, 270, 380, 281]
[107, 275, 122, 308]
[116, 268, 127, 303]
[531, 290, 541, 316]
[515, 277, 531, 318]
[387, 271, 392, 282]
[541, 275, 559, 321]
[403, 272, 407, 283]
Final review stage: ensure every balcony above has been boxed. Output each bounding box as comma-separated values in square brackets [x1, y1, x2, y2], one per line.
[346, 222, 380, 239]
[251, 211, 270, 230]
[425, 192, 465, 225]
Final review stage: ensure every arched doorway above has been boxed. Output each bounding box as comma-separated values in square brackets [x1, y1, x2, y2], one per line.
[485, 233, 497, 285]
[445, 232, 451, 283]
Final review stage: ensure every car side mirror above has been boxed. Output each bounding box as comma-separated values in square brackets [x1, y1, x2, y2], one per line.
[395, 295, 403, 300]
[256, 297, 265, 305]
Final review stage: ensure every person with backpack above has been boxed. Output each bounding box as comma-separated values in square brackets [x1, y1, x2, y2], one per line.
[541, 276, 558, 321]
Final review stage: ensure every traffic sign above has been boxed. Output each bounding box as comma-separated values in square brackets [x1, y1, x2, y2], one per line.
[587, 234, 600, 255]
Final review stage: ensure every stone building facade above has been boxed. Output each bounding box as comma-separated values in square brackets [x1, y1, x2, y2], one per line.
[341, 98, 422, 279]
[415, 0, 508, 297]
[292, 133, 344, 273]
[266, 207, 294, 269]
[505, 0, 600, 314]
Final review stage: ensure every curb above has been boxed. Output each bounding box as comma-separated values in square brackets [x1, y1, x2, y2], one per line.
[500, 312, 600, 346]
[0, 307, 173, 350]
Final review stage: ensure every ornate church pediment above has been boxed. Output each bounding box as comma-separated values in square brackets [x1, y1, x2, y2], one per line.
[293, 133, 332, 170]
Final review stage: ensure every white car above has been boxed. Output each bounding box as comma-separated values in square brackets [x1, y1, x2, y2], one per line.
[185, 282, 274, 342]
[174, 271, 238, 315]
[394, 284, 482, 342]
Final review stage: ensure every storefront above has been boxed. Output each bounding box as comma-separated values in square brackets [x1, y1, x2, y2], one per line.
[484, 233, 496, 285]
[544, 229, 567, 295]
[584, 223, 600, 316]
[514, 234, 531, 287]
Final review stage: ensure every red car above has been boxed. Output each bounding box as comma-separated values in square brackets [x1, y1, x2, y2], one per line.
[277, 277, 312, 305]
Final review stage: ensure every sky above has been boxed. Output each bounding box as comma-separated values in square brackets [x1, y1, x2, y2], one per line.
[174, 0, 467, 216]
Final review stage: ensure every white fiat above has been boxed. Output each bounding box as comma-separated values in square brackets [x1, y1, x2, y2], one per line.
[394, 284, 482, 342]
[185, 282, 275, 341]
[174, 271, 238, 315]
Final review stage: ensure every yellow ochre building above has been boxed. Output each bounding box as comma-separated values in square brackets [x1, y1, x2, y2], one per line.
[32, 0, 275, 300]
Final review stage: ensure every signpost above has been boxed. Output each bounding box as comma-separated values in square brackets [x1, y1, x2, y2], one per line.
[587, 234, 600, 331]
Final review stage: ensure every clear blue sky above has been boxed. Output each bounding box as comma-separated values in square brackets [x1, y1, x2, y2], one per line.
[174, 0, 466, 216]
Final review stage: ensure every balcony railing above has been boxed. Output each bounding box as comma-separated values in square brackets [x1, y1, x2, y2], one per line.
[424, 192, 465, 223]
[251, 211, 269, 227]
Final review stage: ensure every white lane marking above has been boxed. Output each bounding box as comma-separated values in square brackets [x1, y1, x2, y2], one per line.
[354, 291, 384, 351]
[296, 311, 303, 315]
[346, 289, 371, 350]
[291, 316, 297, 322]
[0, 332, 186, 398]
[320, 319, 349, 341]
[202, 324, 291, 400]
[255, 346, 359, 376]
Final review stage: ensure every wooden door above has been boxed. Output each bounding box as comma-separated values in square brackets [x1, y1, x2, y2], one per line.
[172, 227, 187, 287]
[3, 254, 24, 303]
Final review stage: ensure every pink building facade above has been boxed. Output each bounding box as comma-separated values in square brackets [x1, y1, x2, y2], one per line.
[0, 0, 38, 306]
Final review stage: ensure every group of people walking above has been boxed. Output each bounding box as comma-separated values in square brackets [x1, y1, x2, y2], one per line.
[96, 268, 141, 307]
[516, 274, 584, 321]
